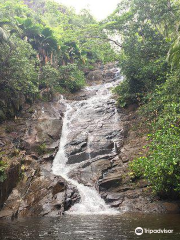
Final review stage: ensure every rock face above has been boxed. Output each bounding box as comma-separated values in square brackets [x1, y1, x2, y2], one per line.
[0, 96, 80, 219]
[1, 63, 179, 218]
[60, 67, 122, 191]
[53, 64, 180, 214]
[87, 70, 103, 82]
[0, 157, 80, 218]
[0, 163, 21, 209]
[21, 99, 65, 155]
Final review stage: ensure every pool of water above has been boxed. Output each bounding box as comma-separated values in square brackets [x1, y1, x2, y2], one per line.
[0, 213, 180, 240]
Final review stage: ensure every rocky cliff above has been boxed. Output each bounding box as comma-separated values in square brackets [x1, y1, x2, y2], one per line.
[0, 64, 179, 219]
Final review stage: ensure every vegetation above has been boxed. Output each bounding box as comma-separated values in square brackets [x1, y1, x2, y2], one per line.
[0, 159, 7, 182]
[0, 0, 116, 122]
[0, 150, 7, 182]
[36, 143, 48, 155]
[106, 0, 180, 197]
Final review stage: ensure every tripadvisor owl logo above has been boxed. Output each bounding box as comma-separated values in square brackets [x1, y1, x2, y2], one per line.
[135, 227, 143, 235]
[135, 227, 174, 235]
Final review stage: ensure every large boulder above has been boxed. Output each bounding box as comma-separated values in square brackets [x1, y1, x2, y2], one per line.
[21, 99, 64, 155]
[86, 70, 103, 82]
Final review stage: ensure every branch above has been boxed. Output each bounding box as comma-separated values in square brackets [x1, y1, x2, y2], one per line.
[106, 37, 122, 47]
[84, 36, 122, 48]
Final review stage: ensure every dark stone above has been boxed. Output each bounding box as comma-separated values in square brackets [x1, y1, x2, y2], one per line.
[67, 152, 89, 164]
[52, 182, 65, 196]
[106, 192, 124, 202]
[99, 176, 122, 191]
[110, 199, 123, 207]
[42, 153, 54, 161]
[64, 186, 80, 211]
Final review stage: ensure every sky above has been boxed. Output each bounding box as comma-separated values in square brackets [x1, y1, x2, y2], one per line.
[55, 0, 120, 20]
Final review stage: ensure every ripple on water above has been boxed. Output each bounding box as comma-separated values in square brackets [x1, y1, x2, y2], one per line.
[0, 214, 180, 240]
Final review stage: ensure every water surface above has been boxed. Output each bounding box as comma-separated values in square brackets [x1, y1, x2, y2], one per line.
[0, 214, 180, 240]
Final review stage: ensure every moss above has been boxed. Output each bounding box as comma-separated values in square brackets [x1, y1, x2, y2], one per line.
[11, 148, 20, 157]
[28, 107, 35, 114]
[0, 160, 7, 182]
[36, 143, 47, 155]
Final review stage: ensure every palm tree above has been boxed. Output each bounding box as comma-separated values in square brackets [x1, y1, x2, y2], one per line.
[0, 21, 17, 46]
[167, 36, 180, 69]
[16, 17, 59, 65]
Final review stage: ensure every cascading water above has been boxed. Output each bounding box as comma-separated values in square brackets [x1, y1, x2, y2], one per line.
[52, 68, 121, 215]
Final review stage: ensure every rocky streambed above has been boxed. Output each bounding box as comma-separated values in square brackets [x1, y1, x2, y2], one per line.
[0, 64, 180, 219]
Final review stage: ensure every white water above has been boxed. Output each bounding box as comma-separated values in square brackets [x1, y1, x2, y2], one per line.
[52, 70, 121, 215]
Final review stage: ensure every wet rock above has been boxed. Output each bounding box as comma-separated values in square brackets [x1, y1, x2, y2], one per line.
[68, 152, 89, 164]
[87, 70, 103, 81]
[1, 64, 176, 217]
[52, 182, 65, 195]
[119, 196, 167, 213]
[64, 185, 80, 211]
[110, 199, 123, 208]
[42, 152, 55, 161]
[69, 157, 113, 186]
[48, 140, 59, 150]
[0, 163, 21, 210]
[106, 192, 124, 202]
[0, 149, 67, 218]
[103, 191, 125, 208]
[99, 174, 122, 191]
[20, 99, 64, 155]
[22, 119, 62, 154]
[103, 69, 117, 81]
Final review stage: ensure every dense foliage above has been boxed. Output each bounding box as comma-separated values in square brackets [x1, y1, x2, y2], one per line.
[106, 0, 180, 197]
[0, 0, 116, 121]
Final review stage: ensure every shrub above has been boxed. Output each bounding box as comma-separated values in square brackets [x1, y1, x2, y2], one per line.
[58, 64, 85, 93]
[130, 73, 180, 198]
[0, 160, 7, 182]
[36, 143, 47, 155]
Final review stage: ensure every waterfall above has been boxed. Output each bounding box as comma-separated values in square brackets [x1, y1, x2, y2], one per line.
[52, 69, 121, 215]
[52, 103, 72, 177]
